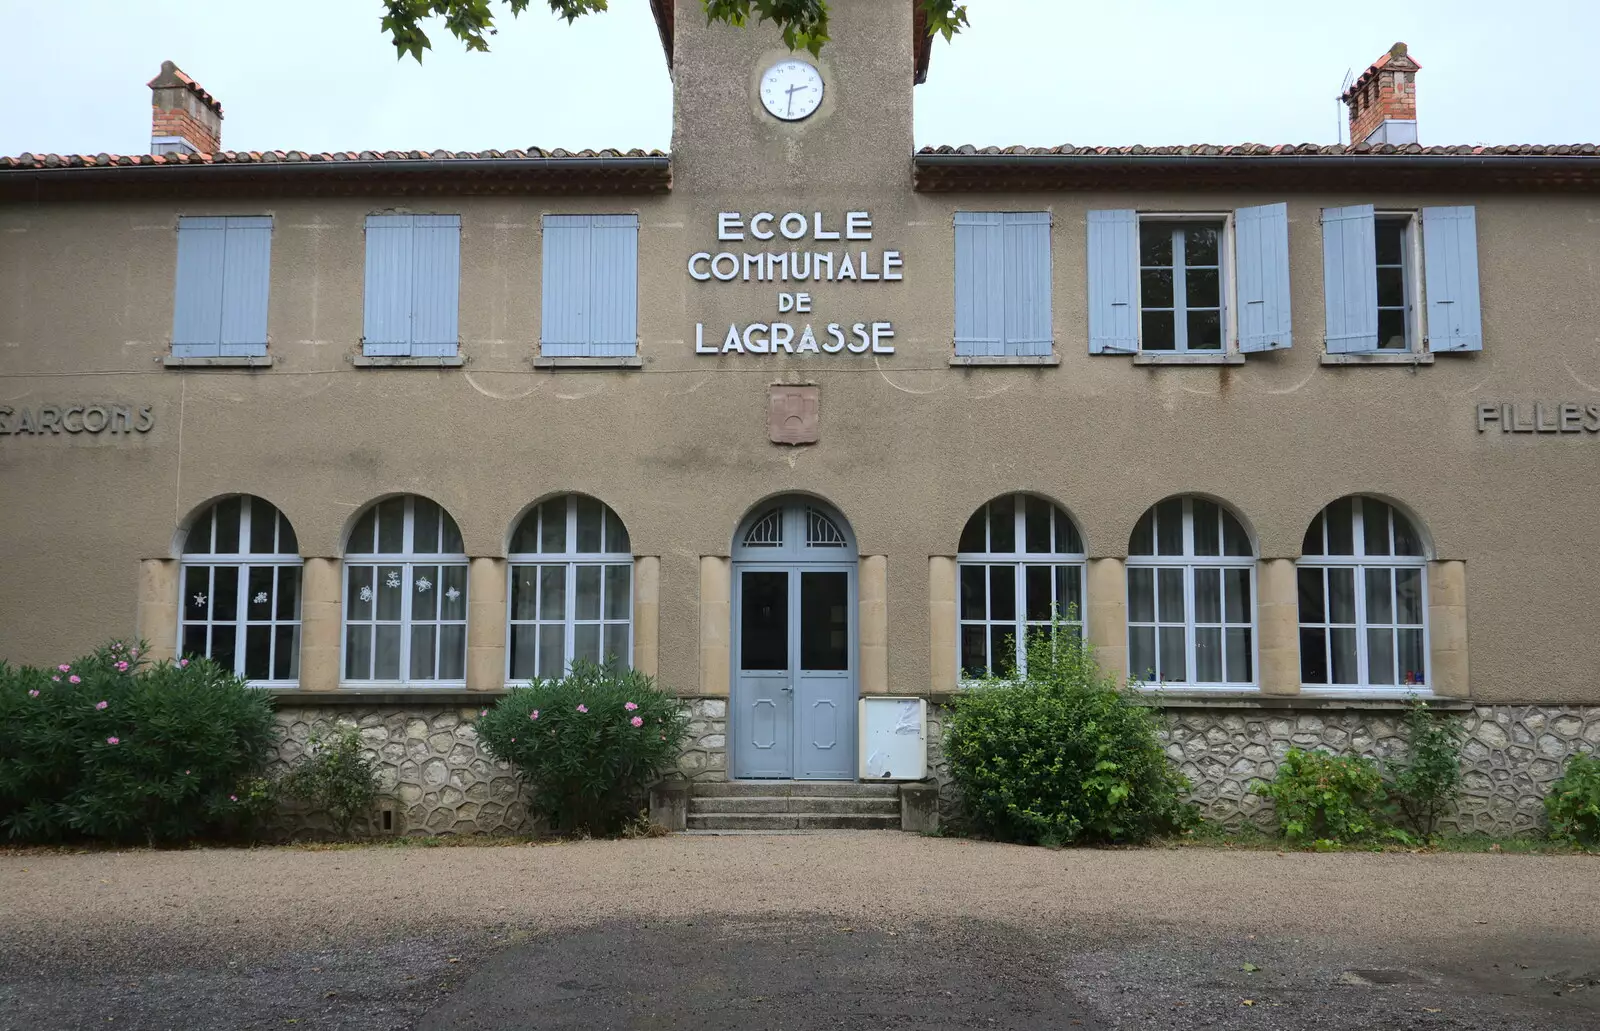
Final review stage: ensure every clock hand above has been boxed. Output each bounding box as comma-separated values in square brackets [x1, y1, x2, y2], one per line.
[786, 82, 803, 116]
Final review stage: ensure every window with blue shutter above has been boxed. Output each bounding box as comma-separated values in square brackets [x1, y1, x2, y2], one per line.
[1234, 203, 1292, 352]
[1086, 210, 1138, 354]
[541, 214, 640, 357]
[953, 211, 1052, 357]
[1421, 206, 1482, 352]
[1321, 205, 1380, 354]
[362, 214, 461, 357]
[172, 216, 272, 358]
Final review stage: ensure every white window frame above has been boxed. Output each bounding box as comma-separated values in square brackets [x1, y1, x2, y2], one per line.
[1127, 497, 1258, 690]
[1136, 213, 1236, 355]
[342, 496, 468, 686]
[956, 494, 1086, 680]
[1298, 497, 1431, 693]
[1374, 211, 1426, 353]
[179, 495, 301, 687]
[506, 495, 634, 683]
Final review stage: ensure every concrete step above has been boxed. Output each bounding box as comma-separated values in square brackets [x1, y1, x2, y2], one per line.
[691, 780, 900, 799]
[685, 813, 902, 831]
[690, 795, 900, 815]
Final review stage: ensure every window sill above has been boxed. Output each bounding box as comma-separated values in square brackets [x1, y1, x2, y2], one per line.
[350, 355, 465, 368]
[1320, 351, 1434, 366]
[1132, 687, 1470, 710]
[268, 686, 491, 705]
[533, 355, 643, 369]
[948, 354, 1060, 367]
[163, 355, 274, 369]
[1132, 353, 1246, 366]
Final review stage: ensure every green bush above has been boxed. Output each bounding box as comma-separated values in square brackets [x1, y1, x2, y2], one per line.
[1545, 752, 1600, 846]
[0, 641, 277, 844]
[1386, 700, 1465, 840]
[1256, 748, 1386, 846]
[943, 619, 1192, 847]
[278, 726, 382, 837]
[474, 661, 690, 835]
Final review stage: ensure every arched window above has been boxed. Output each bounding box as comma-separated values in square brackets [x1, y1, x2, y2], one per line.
[344, 495, 467, 684]
[1299, 496, 1428, 688]
[1127, 496, 1255, 687]
[180, 495, 301, 684]
[508, 495, 632, 681]
[957, 494, 1085, 677]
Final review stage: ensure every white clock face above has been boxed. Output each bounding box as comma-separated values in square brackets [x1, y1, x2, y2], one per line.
[760, 60, 824, 121]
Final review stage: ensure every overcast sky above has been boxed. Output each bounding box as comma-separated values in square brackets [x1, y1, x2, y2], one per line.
[1, 0, 1594, 156]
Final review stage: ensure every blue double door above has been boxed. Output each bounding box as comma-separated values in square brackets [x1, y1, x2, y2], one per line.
[731, 564, 857, 780]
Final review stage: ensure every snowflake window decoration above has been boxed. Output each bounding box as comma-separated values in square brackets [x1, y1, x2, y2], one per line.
[252, 591, 269, 605]
[385, 571, 402, 589]
[359, 586, 374, 602]
[445, 586, 461, 602]
[415, 576, 433, 592]
[192, 593, 207, 608]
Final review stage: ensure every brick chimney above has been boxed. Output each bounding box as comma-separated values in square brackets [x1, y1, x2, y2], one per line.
[1342, 43, 1420, 146]
[147, 60, 222, 155]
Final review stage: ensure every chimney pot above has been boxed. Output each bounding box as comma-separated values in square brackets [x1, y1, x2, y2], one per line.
[1341, 42, 1420, 146]
[147, 60, 223, 156]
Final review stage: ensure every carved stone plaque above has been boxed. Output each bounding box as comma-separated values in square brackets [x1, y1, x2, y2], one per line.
[768, 385, 819, 445]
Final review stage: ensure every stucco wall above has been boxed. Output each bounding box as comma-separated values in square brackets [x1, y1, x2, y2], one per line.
[3, 0, 1600, 704]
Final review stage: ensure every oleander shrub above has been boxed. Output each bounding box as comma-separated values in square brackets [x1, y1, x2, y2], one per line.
[0, 641, 277, 844]
[943, 618, 1193, 847]
[1256, 748, 1387, 846]
[277, 726, 382, 837]
[474, 660, 691, 835]
[1386, 700, 1466, 840]
[1545, 752, 1600, 846]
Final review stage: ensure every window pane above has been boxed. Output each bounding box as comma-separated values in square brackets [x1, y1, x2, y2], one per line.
[1194, 568, 1221, 624]
[538, 624, 566, 679]
[1326, 498, 1354, 555]
[278, 513, 299, 555]
[576, 496, 604, 553]
[439, 565, 467, 621]
[574, 624, 601, 666]
[214, 496, 241, 554]
[1185, 226, 1219, 266]
[345, 625, 371, 680]
[1376, 266, 1405, 309]
[960, 565, 987, 621]
[185, 510, 214, 555]
[1330, 627, 1358, 684]
[1186, 310, 1222, 350]
[510, 567, 538, 620]
[412, 498, 440, 554]
[961, 625, 988, 678]
[1225, 627, 1252, 683]
[1158, 627, 1186, 683]
[247, 566, 273, 620]
[1224, 568, 1251, 624]
[374, 625, 402, 680]
[1055, 510, 1082, 553]
[1328, 568, 1356, 624]
[1222, 511, 1252, 557]
[1298, 568, 1325, 624]
[277, 566, 302, 621]
[990, 625, 1016, 678]
[603, 624, 630, 668]
[958, 511, 986, 554]
[439, 624, 465, 680]
[1127, 567, 1155, 623]
[1367, 628, 1395, 685]
[1139, 223, 1173, 266]
[541, 501, 567, 554]
[1393, 515, 1422, 557]
[1302, 513, 1324, 556]
[376, 566, 403, 620]
[1395, 568, 1423, 625]
[1196, 626, 1222, 682]
[1191, 500, 1220, 556]
[442, 512, 465, 554]
[1186, 268, 1220, 309]
[246, 626, 273, 678]
[410, 625, 437, 680]
[1363, 500, 1393, 556]
[274, 625, 299, 680]
[1398, 628, 1426, 686]
[1130, 510, 1155, 556]
[1140, 268, 1173, 307]
[1025, 565, 1053, 621]
[604, 508, 630, 554]
[539, 566, 566, 621]
[1376, 221, 1405, 265]
[412, 565, 439, 621]
[801, 571, 850, 672]
[1365, 568, 1394, 625]
[510, 513, 539, 554]
[185, 565, 211, 619]
[1300, 627, 1328, 684]
[1157, 568, 1185, 623]
[988, 496, 1015, 553]
[510, 625, 539, 681]
[1024, 496, 1052, 554]
[213, 566, 239, 621]
[376, 498, 405, 553]
[1156, 499, 1183, 556]
[1141, 311, 1176, 350]
[739, 571, 787, 672]
[211, 623, 237, 672]
[349, 508, 376, 554]
[990, 565, 1016, 622]
[604, 565, 631, 621]
[347, 565, 373, 621]
[575, 565, 602, 621]
[182, 623, 208, 663]
[1130, 626, 1156, 681]
[249, 500, 276, 554]
[1057, 566, 1083, 621]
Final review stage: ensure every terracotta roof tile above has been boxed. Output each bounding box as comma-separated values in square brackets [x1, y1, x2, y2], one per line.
[0, 147, 668, 170]
[915, 143, 1600, 157]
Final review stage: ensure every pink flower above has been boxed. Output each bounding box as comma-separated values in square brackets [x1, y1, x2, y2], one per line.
[479, 709, 488, 717]
[57, 664, 70, 673]
[576, 704, 588, 714]
[28, 690, 39, 698]
[229, 795, 238, 802]
[129, 648, 139, 658]
[106, 736, 120, 745]
[115, 661, 129, 672]
[111, 642, 122, 651]
[51, 675, 60, 682]
[624, 702, 639, 711]
[529, 710, 540, 721]
[95, 700, 108, 710]
[185, 770, 190, 775]
[630, 716, 644, 727]
[179, 659, 189, 668]
[69, 675, 81, 684]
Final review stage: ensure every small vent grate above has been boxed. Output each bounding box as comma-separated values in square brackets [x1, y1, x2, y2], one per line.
[743, 508, 784, 547]
[806, 508, 848, 548]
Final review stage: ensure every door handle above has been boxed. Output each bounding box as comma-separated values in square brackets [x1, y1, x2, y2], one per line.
[781, 684, 793, 693]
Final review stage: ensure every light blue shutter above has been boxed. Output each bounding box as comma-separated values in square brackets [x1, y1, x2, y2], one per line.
[1234, 203, 1292, 353]
[1422, 206, 1482, 352]
[409, 214, 461, 357]
[1321, 205, 1378, 353]
[218, 216, 272, 357]
[1002, 212, 1052, 356]
[363, 215, 415, 356]
[588, 215, 639, 357]
[953, 212, 1004, 356]
[172, 217, 227, 357]
[1087, 209, 1138, 354]
[542, 214, 594, 356]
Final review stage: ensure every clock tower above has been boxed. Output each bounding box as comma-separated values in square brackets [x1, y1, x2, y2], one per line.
[668, 0, 917, 197]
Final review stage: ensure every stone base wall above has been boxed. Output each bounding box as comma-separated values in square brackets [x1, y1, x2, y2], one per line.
[676, 698, 729, 781]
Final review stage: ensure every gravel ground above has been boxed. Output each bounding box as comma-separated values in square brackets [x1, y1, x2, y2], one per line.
[1, 834, 1597, 1030]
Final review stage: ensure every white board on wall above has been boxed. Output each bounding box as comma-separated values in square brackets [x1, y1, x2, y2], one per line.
[858, 697, 927, 781]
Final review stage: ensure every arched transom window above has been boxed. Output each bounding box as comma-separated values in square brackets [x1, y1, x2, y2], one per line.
[1299, 496, 1428, 688]
[1127, 496, 1255, 687]
[180, 495, 301, 684]
[344, 495, 467, 684]
[957, 494, 1085, 678]
[508, 495, 632, 681]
